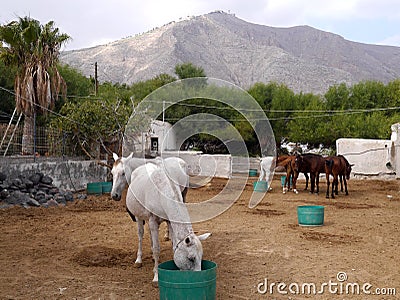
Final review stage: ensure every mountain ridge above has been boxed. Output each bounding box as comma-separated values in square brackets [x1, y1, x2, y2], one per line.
[60, 11, 400, 94]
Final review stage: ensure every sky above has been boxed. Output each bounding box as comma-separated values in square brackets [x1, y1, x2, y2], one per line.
[1, 0, 400, 51]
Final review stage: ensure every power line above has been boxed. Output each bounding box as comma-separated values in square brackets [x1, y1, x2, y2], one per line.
[144, 99, 400, 114]
[1, 84, 399, 124]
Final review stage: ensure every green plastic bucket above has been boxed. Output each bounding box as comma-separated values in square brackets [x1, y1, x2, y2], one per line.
[253, 181, 269, 192]
[101, 181, 112, 193]
[158, 260, 217, 300]
[249, 169, 258, 177]
[87, 182, 103, 195]
[281, 176, 286, 187]
[297, 205, 324, 226]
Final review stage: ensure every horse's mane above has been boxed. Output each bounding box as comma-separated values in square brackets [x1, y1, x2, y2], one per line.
[276, 156, 293, 167]
[302, 153, 322, 157]
[337, 154, 350, 166]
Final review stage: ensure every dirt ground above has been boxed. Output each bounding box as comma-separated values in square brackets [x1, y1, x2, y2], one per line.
[0, 175, 399, 300]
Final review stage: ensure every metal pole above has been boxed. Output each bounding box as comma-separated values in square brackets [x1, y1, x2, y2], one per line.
[4, 113, 22, 156]
[33, 112, 37, 162]
[95, 62, 98, 96]
[0, 108, 17, 150]
[162, 100, 165, 123]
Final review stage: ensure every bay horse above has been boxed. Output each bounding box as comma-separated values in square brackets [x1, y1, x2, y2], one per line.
[293, 153, 325, 194]
[325, 155, 353, 199]
[276, 155, 295, 193]
[277, 155, 311, 194]
[120, 159, 211, 285]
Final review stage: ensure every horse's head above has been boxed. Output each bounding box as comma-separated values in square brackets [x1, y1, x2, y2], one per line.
[346, 163, 354, 180]
[173, 232, 211, 271]
[294, 154, 303, 172]
[111, 152, 133, 201]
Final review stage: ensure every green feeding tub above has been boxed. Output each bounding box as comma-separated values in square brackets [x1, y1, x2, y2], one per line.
[249, 169, 258, 177]
[281, 176, 286, 187]
[253, 181, 269, 192]
[297, 205, 325, 226]
[101, 181, 112, 193]
[86, 182, 103, 195]
[158, 260, 217, 300]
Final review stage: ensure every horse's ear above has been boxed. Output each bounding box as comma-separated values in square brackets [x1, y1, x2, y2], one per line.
[350, 164, 355, 167]
[127, 152, 134, 159]
[197, 233, 212, 241]
[112, 152, 119, 161]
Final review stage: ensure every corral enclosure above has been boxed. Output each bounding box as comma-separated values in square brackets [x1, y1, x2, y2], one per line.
[0, 176, 398, 299]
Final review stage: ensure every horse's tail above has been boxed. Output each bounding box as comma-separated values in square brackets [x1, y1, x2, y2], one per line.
[325, 159, 334, 174]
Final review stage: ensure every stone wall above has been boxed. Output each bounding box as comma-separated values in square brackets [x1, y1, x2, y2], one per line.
[0, 157, 109, 191]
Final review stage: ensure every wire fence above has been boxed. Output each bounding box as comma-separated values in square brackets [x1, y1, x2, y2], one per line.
[0, 123, 115, 160]
[1, 123, 66, 156]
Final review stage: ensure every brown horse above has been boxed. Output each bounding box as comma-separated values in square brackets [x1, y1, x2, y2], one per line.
[277, 155, 294, 193]
[277, 155, 310, 194]
[293, 153, 325, 194]
[325, 155, 353, 199]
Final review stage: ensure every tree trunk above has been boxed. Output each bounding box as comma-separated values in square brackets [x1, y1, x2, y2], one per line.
[21, 114, 34, 155]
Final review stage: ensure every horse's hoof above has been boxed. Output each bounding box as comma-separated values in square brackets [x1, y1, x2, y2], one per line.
[134, 262, 143, 268]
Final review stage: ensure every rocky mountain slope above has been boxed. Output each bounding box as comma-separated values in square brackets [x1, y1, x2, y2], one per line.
[61, 11, 400, 94]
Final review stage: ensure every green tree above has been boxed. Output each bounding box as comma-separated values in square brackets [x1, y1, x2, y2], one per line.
[174, 63, 206, 79]
[57, 64, 93, 104]
[267, 83, 296, 146]
[247, 82, 275, 110]
[349, 81, 386, 109]
[287, 93, 329, 146]
[0, 60, 16, 117]
[51, 93, 131, 158]
[383, 79, 400, 116]
[0, 17, 70, 154]
[130, 73, 176, 102]
[325, 83, 350, 110]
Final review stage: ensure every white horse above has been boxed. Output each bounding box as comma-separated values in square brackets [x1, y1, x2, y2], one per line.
[258, 156, 276, 190]
[121, 159, 211, 285]
[111, 153, 189, 240]
[111, 153, 188, 202]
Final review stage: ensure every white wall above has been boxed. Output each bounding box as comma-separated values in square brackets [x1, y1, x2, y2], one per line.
[162, 151, 232, 178]
[336, 138, 394, 176]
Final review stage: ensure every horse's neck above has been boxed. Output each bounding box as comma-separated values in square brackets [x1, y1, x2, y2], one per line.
[170, 221, 193, 248]
[161, 178, 193, 245]
[126, 157, 148, 170]
[125, 157, 150, 183]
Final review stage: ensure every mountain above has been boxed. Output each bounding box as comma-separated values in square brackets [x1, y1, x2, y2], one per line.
[60, 11, 400, 94]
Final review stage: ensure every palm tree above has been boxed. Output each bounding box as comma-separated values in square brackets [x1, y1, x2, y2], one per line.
[0, 17, 70, 154]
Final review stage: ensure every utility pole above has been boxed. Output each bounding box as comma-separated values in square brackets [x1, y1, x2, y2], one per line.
[94, 62, 98, 96]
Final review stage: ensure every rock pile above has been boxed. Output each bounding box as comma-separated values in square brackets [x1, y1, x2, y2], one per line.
[0, 171, 85, 208]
